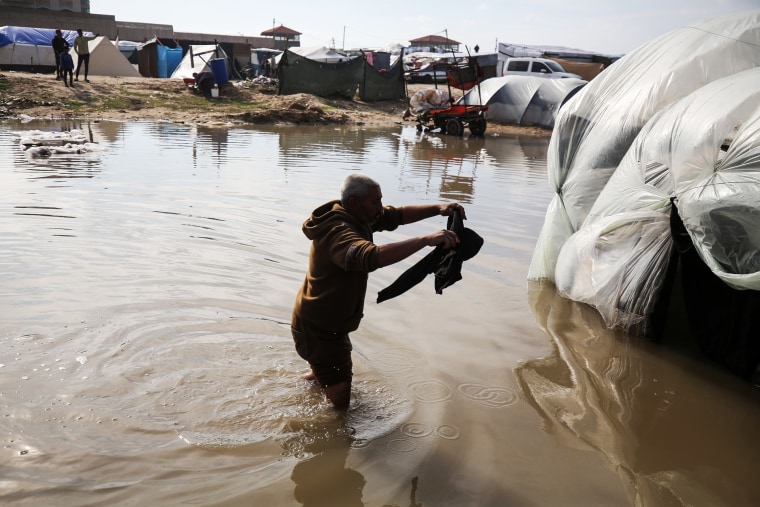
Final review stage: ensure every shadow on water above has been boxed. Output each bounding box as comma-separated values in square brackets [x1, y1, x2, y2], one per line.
[521, 281, 760, 507]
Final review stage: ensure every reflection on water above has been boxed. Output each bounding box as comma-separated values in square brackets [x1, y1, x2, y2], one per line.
[2, 119, 757, 506]
[522, 281, 760, 507]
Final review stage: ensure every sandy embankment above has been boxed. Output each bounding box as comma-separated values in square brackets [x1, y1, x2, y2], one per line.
[0, 71, 551, 136]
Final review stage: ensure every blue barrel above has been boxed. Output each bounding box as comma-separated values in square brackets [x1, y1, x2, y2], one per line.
[209, 58, 228, 85]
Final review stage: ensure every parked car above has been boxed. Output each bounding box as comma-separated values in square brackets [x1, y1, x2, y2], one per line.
[502, 57, 582, 79]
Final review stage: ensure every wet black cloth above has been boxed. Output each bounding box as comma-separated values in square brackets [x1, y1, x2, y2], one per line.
[377, 211, 483, 303]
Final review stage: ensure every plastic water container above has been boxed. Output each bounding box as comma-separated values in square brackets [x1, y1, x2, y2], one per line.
[211, 84, 219, 98]
[209, 58, 228, 85]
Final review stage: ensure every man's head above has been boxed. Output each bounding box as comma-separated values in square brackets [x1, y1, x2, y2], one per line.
[341, 173, 383, 225]
[77, 29, 83, 36]
[56, 29, 62, 36]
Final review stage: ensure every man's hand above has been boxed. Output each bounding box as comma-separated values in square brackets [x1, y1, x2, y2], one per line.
[425, 229, 460, 249]
[439, 203, 467, 220]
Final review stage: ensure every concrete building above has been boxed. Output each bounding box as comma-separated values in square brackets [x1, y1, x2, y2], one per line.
[0, 0, 90, 13]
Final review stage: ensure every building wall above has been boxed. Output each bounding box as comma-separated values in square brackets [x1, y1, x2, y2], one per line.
[115, 22, 175, 42]
[0, 0, 88, 12]
[174, 31, 272, 47]
[0, 6, 114, 34]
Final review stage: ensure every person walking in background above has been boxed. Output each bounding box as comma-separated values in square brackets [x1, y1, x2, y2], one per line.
[60, 46, 74, 87]
[73, 28, 98, 82]
[51, 29, 68, 80]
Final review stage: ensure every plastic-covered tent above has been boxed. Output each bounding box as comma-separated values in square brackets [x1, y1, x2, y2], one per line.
[170, 45, 228, 80]
[459, 75, 586, 129]
[137, 38, 182, 78]
[528, 10, 760, 379]
[70, 36, 140, 77]
[0, 26, 77, 71]
[280, 46, 354, 64]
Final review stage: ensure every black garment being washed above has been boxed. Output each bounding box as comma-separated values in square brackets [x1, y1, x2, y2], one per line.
[377, 210, 483, 303]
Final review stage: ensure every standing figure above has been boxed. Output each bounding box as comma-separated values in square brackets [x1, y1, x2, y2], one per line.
[60, 46, 75, 87]
[291, 173, 465, 409]
[73, 28, 98, 82]
[51, 29, 68, 80]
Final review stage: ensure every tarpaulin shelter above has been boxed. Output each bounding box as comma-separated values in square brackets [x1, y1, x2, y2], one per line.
[137, 38, 182, 78]
[117, 40, 142, 64]
[70, 36, 141, 77]
[528, 10, 760, 380]
[459, 75, 586, 129]
[0, 26, 77, 72]
[278, 48, 405, 101]
[358, 57, 406, 101]
[280, 46, 352, 64]
[170, 44, 228, 80]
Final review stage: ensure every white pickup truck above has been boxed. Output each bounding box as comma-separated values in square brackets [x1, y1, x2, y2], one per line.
[502, 57, 581, 79]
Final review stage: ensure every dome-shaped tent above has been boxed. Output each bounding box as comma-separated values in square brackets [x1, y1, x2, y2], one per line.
[528, 10, 760, 380]
[459, 75, 586, 129]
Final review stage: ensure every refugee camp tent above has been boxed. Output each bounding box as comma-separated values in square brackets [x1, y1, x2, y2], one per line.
[277, 47, 363, 98]
[281, 46, 354, 63]
[70, 36, 140, 77]
[459, 76, 586, 129]
[0, 26, 77, 72]
[277, 48, 405, 101]
[137, 38, 182, 78]
[528, 10, 760, 380]
[171, 44, 228, 80]
[250, 47, 281, 75]
[117, 40, 142, 65]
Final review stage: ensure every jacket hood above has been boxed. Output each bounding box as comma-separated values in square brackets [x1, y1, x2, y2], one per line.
[302, 200, 359, 240]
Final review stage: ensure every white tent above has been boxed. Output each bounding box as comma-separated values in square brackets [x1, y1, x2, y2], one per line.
[0, 26, 76, 69]
[170, 44, 228, 79]
[459, 76, 586, 129]
[527, 10, 760, 378]
[276, 46, 353, 64]
[0, 42, 55, 66]
[71, 36, 140, 77]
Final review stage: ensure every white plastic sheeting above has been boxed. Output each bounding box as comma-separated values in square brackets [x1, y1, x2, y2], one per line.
[171, 45, 228, 80]
[71, 37, 140, 77]
[459, 75, 586, 128]
[528, 10, 760, 328]
[409, 88, 451, 113]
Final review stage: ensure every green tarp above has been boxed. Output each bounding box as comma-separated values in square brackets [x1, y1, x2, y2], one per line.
[278, 49, 405, 101]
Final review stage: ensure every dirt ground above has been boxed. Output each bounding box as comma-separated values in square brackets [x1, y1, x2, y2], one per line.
[0, 71, 551, 137]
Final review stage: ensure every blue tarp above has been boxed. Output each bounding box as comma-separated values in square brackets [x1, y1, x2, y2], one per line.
[157, 45, 182, 78]
[0, 26, 87, 47]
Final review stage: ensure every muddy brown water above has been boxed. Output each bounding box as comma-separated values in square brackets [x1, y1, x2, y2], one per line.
[1, 120, 758, 506]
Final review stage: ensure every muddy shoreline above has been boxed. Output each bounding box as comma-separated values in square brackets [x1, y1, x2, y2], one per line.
[0, 71, 551, 136]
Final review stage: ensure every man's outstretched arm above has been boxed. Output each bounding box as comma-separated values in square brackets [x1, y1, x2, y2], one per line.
[400, 203, 466, 225]
[377, 229, 459, 268]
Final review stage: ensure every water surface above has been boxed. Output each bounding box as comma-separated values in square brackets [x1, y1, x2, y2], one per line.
[1, 120, 758, 506]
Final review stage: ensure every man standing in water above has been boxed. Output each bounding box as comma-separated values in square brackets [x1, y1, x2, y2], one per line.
[292, 173, 465, 409]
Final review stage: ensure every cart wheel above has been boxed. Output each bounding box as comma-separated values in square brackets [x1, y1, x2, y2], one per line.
[446, 118, 463, 136]
[469, 118, 487, 136]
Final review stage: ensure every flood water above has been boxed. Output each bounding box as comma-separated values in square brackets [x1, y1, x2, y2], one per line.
[1, 119, 759, 507]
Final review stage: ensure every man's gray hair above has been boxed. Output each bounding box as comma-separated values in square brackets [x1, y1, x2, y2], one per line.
[341, 173, 380, 206]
